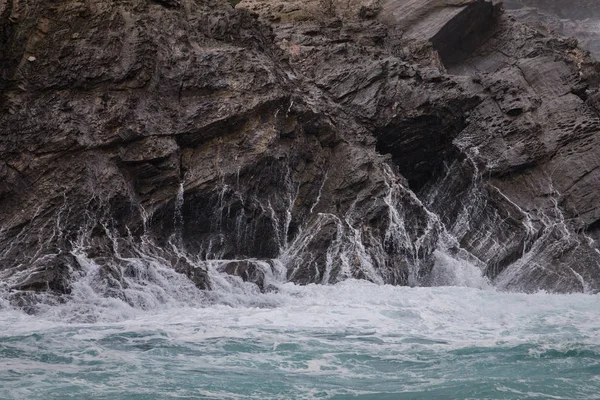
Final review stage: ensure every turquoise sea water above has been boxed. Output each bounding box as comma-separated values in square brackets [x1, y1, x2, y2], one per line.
[1, 281, 600, 399]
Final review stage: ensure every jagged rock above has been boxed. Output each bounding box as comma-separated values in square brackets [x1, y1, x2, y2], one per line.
[0, 0, 439, 305]
[381, 0, 499, 66]
[1, 0, 600, 309]
[503, 0, 600, 59]
[10, 253, 75, 294]
[418, 14, 600, 293]
[241, 0, 600, 293]
[171, 256, 211, 290]
[218, 260, 278, 291]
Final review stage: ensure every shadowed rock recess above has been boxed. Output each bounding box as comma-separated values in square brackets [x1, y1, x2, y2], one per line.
[1, 0, 600, 311]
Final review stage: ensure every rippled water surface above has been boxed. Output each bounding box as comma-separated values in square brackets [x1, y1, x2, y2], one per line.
[2, 281, 600, 399]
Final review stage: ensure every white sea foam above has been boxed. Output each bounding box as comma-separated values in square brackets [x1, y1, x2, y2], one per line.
[1, 281, 600, 399]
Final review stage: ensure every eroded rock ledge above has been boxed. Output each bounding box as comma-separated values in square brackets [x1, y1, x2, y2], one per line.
[1, 0, 600, 310]
[503, 0, 600, 59]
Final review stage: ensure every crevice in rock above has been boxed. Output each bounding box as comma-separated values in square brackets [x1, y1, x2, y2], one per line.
[149, 0, 181, 8]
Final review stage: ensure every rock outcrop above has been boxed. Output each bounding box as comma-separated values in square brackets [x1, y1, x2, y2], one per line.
[503, 0, 600, 59]
[1, 0, 600, 310]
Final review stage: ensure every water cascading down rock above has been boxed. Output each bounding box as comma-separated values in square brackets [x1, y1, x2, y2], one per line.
[2, 0, 600, 311]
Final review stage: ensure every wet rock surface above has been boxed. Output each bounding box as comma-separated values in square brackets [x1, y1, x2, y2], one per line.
[1, 0, 600, 308]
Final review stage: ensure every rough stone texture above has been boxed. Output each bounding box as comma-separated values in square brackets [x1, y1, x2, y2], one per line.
[381, 0, 497, 66]
[217, 259, 281, 291]
[0, 0, 441, 308]
[420, 17, 600, 292]
[2, 0, 600, 309]
[239, 0, 600, 293]
[503, 0, 600, 59]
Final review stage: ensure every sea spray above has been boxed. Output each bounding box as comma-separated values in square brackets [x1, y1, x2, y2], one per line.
[1, 282, 600, 399]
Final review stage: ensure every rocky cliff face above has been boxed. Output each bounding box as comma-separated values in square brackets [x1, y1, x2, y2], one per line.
[1, 0, 600, 311]
[503, 0, 600, 59]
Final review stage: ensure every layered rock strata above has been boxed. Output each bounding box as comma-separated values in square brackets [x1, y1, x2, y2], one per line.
[1, 0, 600, 310]
[503, 0, 600, 59]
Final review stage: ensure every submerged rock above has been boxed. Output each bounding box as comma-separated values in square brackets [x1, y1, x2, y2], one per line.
[1, 0, 600, 308]
[217, 259, 282, 291]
